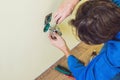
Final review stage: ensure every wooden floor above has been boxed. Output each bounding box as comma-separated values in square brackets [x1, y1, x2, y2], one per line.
[35, 42, 103, 80]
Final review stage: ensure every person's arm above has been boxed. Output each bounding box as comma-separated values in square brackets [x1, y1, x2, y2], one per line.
[48, 33, 85, 79]
[54, 0, 79, 24]
[67, 55, 85, 79]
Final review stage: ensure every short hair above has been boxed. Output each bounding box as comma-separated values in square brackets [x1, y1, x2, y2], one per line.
[71, 0, 120, 44]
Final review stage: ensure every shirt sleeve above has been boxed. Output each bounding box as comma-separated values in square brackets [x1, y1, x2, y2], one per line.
[112, 0, 120, 7]
[67, 55, 85, 78]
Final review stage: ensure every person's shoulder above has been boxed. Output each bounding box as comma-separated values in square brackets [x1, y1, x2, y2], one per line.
[105, 39, 120, 66]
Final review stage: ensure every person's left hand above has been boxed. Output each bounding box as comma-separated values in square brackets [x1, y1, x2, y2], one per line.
[54, 0, 79, 24]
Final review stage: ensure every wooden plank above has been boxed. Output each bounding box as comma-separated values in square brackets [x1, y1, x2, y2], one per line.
[35, 42, 103, 80]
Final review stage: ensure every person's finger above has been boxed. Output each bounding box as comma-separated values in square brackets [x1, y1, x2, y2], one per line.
[53, 12, 59, 19]
[48, 33, 58, 40]
[54, 17, 61, 24]
[57, 15, 66, 24]
[54, 9, 62, 18]
[48, 34, 55, 45]
[54, 14, 62, 24]
[52, 32, 60, 38]
[48, 33, 53, 40]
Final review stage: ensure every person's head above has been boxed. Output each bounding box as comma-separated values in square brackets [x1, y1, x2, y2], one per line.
[71, 0, 120, 45]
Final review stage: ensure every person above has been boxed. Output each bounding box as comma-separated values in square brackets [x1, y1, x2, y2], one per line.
[48, 0, 120, 80]
[54, 0, 120, 24]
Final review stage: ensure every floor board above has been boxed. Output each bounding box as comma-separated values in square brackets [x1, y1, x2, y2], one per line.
[35, 42, 103, 80]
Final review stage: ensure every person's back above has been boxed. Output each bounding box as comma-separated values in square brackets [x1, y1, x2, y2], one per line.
[69, 0, 120, 80]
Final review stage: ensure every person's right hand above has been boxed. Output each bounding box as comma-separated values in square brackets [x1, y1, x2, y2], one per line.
[54, 0, 79, 24]
[48, 32, 71, 57]
[48, 32, 68, 52]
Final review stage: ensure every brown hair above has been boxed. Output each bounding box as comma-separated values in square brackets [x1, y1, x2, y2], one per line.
[71, 0, 120, 44]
